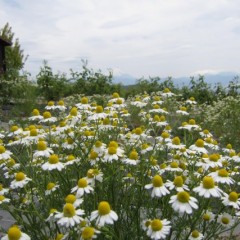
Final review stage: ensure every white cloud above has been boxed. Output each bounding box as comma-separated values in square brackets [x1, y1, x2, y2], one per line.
[1, 0, 240, 80]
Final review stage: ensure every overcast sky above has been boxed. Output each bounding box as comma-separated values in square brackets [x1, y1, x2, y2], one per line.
[1, 0, 240, 80]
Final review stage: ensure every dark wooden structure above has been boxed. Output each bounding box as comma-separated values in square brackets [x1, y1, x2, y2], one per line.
[0, 37, 12, 74]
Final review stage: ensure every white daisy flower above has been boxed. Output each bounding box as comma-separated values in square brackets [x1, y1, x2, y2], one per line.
[80, 226, 100, 240]
[10, 172, 32, 189]
[88, 105, 107, 121]
[145, 175, 170, 198]
[217, 212, 235, 228]
[193, 176, 223, 198]
[186, 97, 197, 105]
[45, 182, 60, 195]
[33, 141, 54, 158]
[86, 169, 103, 186]
[0, 195, 10, 204]
[1, 225, 30, 240]
[169, 191, 198, 214]
[165, 176, 189, 192]
[40, 111, 57, 124]
[146, 218, 171, 240]
[209, 168, 235, 185]
[189, 139, 208, 154]
[55, 203, 85, 228]
[92, 141, 106, 156]
[42, 154, 65, 171]
[0, 184, 9, 195]
[167, 136, 186, 150]
[71, 178, 94, 198]
[123, 149, 139, 165]
[221, 191, 240, 209]
[0, 145, 13, 160]
[90, 201, 118, 227]
[188, 230, 204, 240]
[65, 194, 83, 208]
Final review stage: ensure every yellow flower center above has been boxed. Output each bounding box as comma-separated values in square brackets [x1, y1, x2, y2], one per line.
[112, 92, 120, 98]
[58, 100, 64, 106]
[129, 150, 138, 160]
[67, 155, 75, 161]
[96, 106, 103, 113]
[49, 208, 57, 214]
[152, 175, 163, 187]
[82, 227, 95, 239]
[195, 139, 204, 148]
[81, 97, 88, 104]
[174, 176, 184, 187]
[15, 172, 25, 181]
[48, 101, 54, 106]
[154, 96, 161, 101]
[172, 137, 181, 145]
[109, 141, 118, 148]
[65, 194, 76, 203]
[30, 129, 38, 136]
[98, 201, 111, 215]
[0, 195, 5, 201]
[49, 154, 59, 164]
[229, 192, 238, 202]
[11, 125, 19, 132]
[0, 184, 3, 191]
[55, 233, 64, 240]
[32, 109, 40, 116]
[203, 213, 211, 221]
[0, 145, 6, 153]
[95, 141, 102, 148]
[70, 107, 78, 116]
[90, 151, 98, 160]
[63, 203, 76, 217]
[164, 88, 170, 93]
[191, 230, 200, 238]
[7, 226, 22, 240]
[102, 118, 110, 125]
[43, 111, 51, 119]
[161, 132, 169, 139]
[67, 138, 74, 144]
[209, 154, 220, 162]
[46, 182, 55, 190]
[170, 161, 179, 168]
[116, 99, 122, 104]
[190, 97, 195, 101]
[108, 147, 117, 155]
[153, 115, 160, 122]
[142, 143, 149, 149]
[189, 119, 196, 125]
[205, 138, 212, 144]
[37, 141, 47, 151]
[153, 104, 160, 109]
[135, 127, 143, 135]
[226, 144, 232, 149]
[151, 219, 163, 231]
[218, 169, 229, 177]
[203, 129, 210, 134]
[180, 106, 187, 111]
[87, 169, 94, 178]
[78, 178, 88, 188]
[177, 191, 190, 203]
[202, 176, 215, 189]
[221, 217, 230, 225]
[160, 116, 166, 122]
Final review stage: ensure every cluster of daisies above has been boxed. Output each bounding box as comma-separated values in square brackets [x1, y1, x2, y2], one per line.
[0, 89, 240, 239]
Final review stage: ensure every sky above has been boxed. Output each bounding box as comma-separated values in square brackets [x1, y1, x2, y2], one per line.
[1, 0, 240, 80]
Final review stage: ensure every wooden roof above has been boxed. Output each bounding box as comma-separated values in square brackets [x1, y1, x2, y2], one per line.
[0, 37, 12, 46]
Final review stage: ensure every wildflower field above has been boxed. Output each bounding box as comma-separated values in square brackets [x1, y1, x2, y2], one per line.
[0, 89, 240, 240]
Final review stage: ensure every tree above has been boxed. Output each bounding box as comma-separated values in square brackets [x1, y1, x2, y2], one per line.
[0, 23, 28, 105]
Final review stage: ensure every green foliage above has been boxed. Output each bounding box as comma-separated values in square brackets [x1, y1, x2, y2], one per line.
[37, 60, 71, 101]
[0, 22, 27, 76]
[202, 95, 240, 150]
[70, 60, 121, 96]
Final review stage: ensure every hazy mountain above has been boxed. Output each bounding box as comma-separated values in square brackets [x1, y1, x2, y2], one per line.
[113, 71, 240, 87]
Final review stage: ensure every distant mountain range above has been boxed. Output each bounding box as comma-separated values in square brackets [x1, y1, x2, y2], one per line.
[113, 71, 240, 87]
